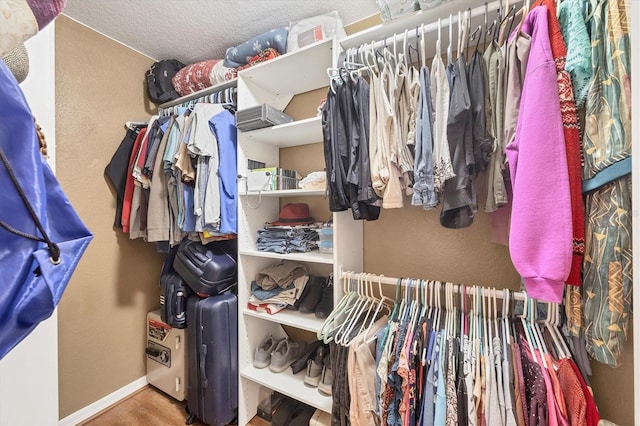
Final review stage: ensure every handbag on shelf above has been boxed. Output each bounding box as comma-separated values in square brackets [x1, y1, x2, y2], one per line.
[0, 60, 93, 360]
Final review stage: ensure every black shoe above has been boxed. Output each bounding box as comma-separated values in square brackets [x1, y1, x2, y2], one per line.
[298, 275, 327, 313]
[290, 340, 322, 375]
[287, 404, 316, 426]
[314, 278, 333, 319]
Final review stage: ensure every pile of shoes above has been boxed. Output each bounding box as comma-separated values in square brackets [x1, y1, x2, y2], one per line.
[254, 336, 333, 397]
[288, 274, 334, 319]
[254, 336, 308, 373]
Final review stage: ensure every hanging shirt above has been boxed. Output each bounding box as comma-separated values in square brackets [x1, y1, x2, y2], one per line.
[558, 0, 592, 108]
[430, 44, 454, 193]
[484, 42, 506, 214]
[121, 127, 147, 234]
[350, 76, 382, 220]
[411, 65, 438, 209]
[468, 49, 491, 175]
[209, 109, 237, 235]
[505, 5, 572, 304]
[581, 0, 633, 368]
[187, 103, 225, 231]
[147, 116, 174, 243]
[378, 62, 404, 209]
[441, 56, 475, 229]
[556, 358, 588, 426]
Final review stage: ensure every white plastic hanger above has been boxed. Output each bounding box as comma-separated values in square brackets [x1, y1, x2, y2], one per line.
[363, 274, 392, 344]
[335, 272, 371, 345]
[317, 271, 359, 343]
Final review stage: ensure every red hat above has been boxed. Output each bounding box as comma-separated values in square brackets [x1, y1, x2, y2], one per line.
[271, 203, 316, 226]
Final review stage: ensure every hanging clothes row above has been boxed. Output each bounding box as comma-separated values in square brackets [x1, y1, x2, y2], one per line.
[318, 270, 600, 426]
[105, 98, 238, 251]
[323, 0, 581, 306]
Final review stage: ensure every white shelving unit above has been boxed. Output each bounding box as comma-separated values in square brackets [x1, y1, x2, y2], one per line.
[236, 38, 363, 425]
[241, 116, 323, 147]
[239, 188, 326, 197]
[240, 366, 333, 413]
[242, 309, 325, 333]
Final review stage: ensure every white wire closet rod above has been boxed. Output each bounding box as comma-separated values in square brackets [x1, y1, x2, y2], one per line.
[158, 78, 237, 110]
[340, 0, 523, 51]
[338, 267, 529, 302]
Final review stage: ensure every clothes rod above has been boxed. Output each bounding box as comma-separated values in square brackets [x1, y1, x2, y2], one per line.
[339, 269, 530, 302]
[341, 0, 522, 51]
[158, 78, 237, 110]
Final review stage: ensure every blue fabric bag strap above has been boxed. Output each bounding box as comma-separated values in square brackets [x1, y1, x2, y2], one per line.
[0, 144, 60, 263]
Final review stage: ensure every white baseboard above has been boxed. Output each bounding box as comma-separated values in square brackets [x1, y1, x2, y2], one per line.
[58, 376, 148, 426]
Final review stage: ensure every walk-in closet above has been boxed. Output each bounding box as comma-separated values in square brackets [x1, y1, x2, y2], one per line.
[0, 1, 637, 425]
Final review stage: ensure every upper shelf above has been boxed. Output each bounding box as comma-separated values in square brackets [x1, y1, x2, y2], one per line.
[239, 38, 333, 97]
[240, 116, 322, 147]
[239, 188, 326, 197]
[340, 0, 503, 51]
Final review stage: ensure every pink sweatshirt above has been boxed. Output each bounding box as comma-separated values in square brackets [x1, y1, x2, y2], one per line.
[505, 5, 572, 303]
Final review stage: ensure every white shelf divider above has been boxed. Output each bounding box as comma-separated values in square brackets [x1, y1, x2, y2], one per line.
[238, 39, 333, 97]
[239, 188, 326, 197]
[241, 116, 323, 147]
[243, 308, 325, 333]
[241, 366, 332, 413]
[239, 249, 334, 265]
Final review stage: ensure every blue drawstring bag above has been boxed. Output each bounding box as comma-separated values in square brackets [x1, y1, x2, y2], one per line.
[0, 60, 93, 359]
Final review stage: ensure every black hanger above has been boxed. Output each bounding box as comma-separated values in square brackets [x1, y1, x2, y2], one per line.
[407, 27, 421, 67]
[469, 25, 482, 55]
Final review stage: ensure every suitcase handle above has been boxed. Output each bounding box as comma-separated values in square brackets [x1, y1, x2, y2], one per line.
[175, 291, 185, 320]
[199, 344, 208, 389]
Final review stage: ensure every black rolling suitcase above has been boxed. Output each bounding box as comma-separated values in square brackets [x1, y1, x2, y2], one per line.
[174, 239, 237, 297]
[186, 293, 238, 426]
[159, 272, 192, 329]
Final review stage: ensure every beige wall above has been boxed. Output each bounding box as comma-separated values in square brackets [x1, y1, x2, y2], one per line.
[55, 16, 164, 419]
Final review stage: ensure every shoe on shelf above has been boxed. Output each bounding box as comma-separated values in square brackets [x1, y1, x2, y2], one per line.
[270, 396, 301, 426]
[297, 275, 327, 313]
[314, 279, 333, 319]
[287, 404, 316, 426]
[317, 353, 332, 396]
[269, 338, 308, 373]
[304, 344, 328, 387]
[254, 335, 280, 369]
[290, 340, 322, 375]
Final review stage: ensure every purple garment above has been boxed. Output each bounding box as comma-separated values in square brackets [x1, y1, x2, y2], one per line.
[26, 0, 66, 30]
[505, 5, 572, 303]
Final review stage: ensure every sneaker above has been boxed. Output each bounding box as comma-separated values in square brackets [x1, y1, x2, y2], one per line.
[269, 338, 308, 373]
[317, 354, 332, 395]
[303, 344, 328, 387]
[314, 278, 333, 319]
[254, 335, 280, 369]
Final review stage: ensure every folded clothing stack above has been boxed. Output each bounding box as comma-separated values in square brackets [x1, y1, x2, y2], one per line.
[247, 260, 308, 314]
[257, 226, 319, 254]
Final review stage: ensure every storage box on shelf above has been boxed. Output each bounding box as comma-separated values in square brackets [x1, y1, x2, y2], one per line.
[236, 38, 362, 425]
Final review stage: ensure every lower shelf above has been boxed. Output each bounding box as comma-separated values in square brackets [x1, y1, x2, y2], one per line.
[243, 308, 325, 333]
[241, 365, 332, 413]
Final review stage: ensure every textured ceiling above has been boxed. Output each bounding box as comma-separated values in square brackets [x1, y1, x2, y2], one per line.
[63, 0, 380, 64]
